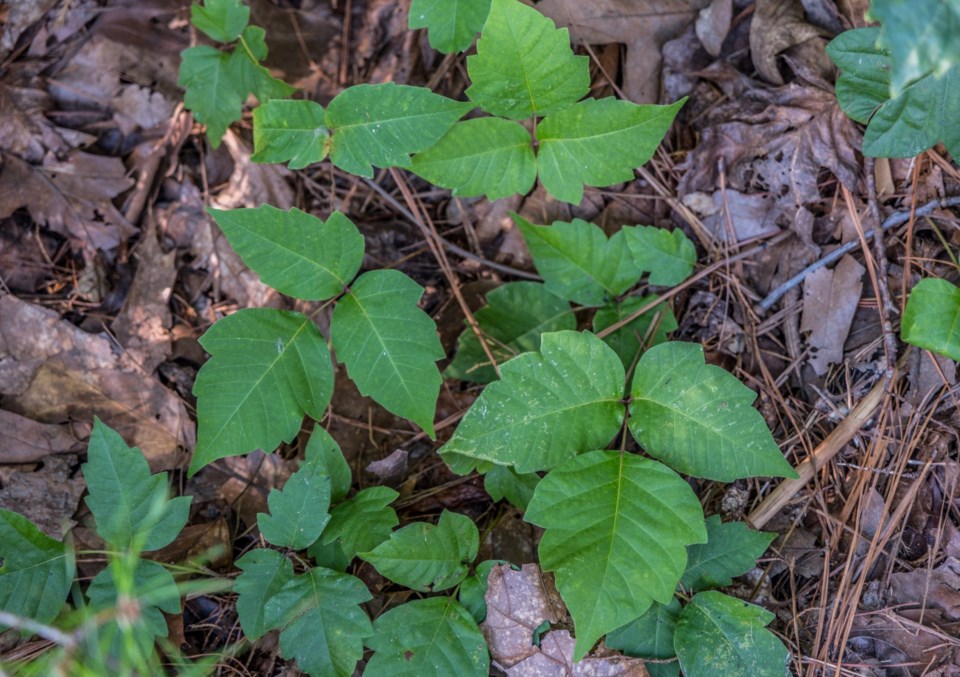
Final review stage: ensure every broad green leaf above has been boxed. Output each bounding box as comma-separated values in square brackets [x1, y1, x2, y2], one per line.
[525, 451, 706, 660]
[483, 465, 539, 511]
[629, 342, 797, 482]
[409, 0, 491, 53]
[623, 225, 697, 286]
[179, 46, 244, 145]
[459, 560, 505, 624]
[606, 598, 681, 677]
[331, 269, 443, 436]
[210, 206, 363, 301]
[681, 516, 776, 593]
[252, 99, 329, 169]
[515, 216, 644, 306]
[466, 0, 588, 119]
[365, 597, 489, 676]
[825, 28, 890, 124]
[325, 83, 472, 177]
[228, 26, 296, 103]
[0, 509, 73, 629]
[445, 281, 575, 384]
[901, 278, 960, 361]
[305, 427, 352, 502]
[321, 486, 399, 560]
[191, 0, 249, 43]
[593, 296, 677, 370]
[360, 510, 478, 592]
[536, 98, 684, 204]
[410, 117, 536, 199]
[83, 419, 191, 551]
[235, 548, 293, 639]
[192, 309, 334, 474]
[307, 539, 350, 572]
[870, 0, 960, 95]
[258, 457, 332, 550]
[439, 330, 625, 473]
[675, 591, 789, 676]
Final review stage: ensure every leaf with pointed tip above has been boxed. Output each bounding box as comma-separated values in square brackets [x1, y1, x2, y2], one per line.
[365, 597, 489, 676]
[901, 278, 960, 361]
[466, 0, 588, 119]
[515, 216, 644, 306]
[526, 451, 706, 660]
[409, 0, 491, 53]
[227, 27, 296, 103]
[681, 516, 776, 593]
[483, 465, 539, 511]
[179, 46, 244, 145]
[83, 419, 191, 551]
[623, 225, 697, 286]
[459, 560, 505, 624]
[675, 591, 789, 676]
[331, 269, 443, 436]
[410, 117, 536, 200]
[191, 309, 334, 474]
[629, 342, 797, 482]
[321, 486, 399, 560]
[445, 281, 575, 384]
[234, 548, 293, 640]
[606, 598, 681, 677]
[537, 98, 684, 204]
[191, 0, 249, 43]
[258, 457, 332, 550]
[360, 510, 478, 592]
[324, 83, 472, 177]
[210, 206, 363, 301]
[439, 330, 625, 474]
[593, 296, 677, 370]
[252, 99, 329, 169]
[305, 427, 352, 503]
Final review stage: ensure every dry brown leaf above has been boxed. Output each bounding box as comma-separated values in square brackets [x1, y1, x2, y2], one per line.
[0, 77, 70, 162]
[0, 0, 58, 59]
[0, 410, 83, 464]
[800, 254, 864, 376]
[365, 448, 409, 483]
[750, 0, 822, 85]
[888, 558, 960, 621]
[0, 454, 85, 539]
[695, 0, 732, 57]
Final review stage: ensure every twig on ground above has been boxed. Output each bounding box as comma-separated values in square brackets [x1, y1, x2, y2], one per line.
[862, 159, 899, 381]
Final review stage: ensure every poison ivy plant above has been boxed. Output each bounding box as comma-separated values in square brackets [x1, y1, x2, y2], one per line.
[593, 296, 677, 370]
[681, 516, 776, 592]
[606, 598, 682, 677]
[623, 225, 698, 286]
[319, 486, 400, 560]
[901, 277, 960, 361]
[257, 456, 332, 550]
[409, 0, 492, 54]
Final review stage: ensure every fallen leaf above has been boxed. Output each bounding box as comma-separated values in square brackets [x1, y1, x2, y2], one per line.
[0, 410, 83, 464]
[888, 558, 960, 621]
[800, 254, 864, 376]
[365, 448, 409, 483]
[0, 454, 85, 539]
[696, 0, 732, 57]
[0, 0, 58, 60]
[750, 0, 822, 85]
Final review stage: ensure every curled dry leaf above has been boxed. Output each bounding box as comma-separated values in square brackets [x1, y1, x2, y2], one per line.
[799, 254, 864, 376]
[750, 0, 822, 85]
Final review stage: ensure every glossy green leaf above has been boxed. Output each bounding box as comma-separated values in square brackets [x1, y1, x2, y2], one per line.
[593, 296, 677, 370]
[179, 46, 244, 145]
[445, 281, 574, 384]
[331, 269, 443, 436]
[321, 486, 399, 560]
[525, 450, 706, 660]
[681, 516, 776, 593]
[305, 427, 352, 503]
[234, 548, 293, 640]
[210, 206, 363, 301]
[606, 598, 681, 677]
[623, 225, 697, 286]
[252, 99, 329, 169]
[191, 0, 249, 43]
[901, 278, 960, 361]
[410, 117, 536, 199]
[675, 591, 789, 676]
[483, 465, 539, 511]
[537, 98, 684, 204]
[360, 510, 478, 592]
[409, 0, 491, 53]
[459, 560, 504, 624]
[258, 457, 332, 550]
[466, 0, 588, 119]
[365, 597, 489, 676]
[228, 27, 296, 103]
[325, 83, 472, 177]
[0, 509, 73, 629]
[192, 309, 334, 474]
[83, 419, 191, 551]
[629, 342, 797, 482]
[515, 216, 644, 306]
[439, 330, 625, 474]
[826, 28, 890, 124]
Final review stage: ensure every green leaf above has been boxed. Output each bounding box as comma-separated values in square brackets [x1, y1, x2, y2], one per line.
[305, 427, 352, 503]
[681, 516, 776, 593]
[593, 296, 677, 370]
[445, 281, 575, 384]
[209, 206, 363, 301]
[252, 99, 329, 169]
[325, 83, 472, 177]
[629, 342, 797, 482]
[331, 269, 443, 436]
[606, 598, 681, 676]
[825, 28, 890, 124]
[466, 0, 588, 119]
[191, 0, 249, 43]
[83, 419, 191, 551]
[459, 560, 504, 624]
[537, 98, 684, 204]
[902, 277, 960, 361]
[515, 216, 644, 306]
[525, 450, 706, 660]
[234, 548, 293, 640]
[258, 457, 332, 550]
[483, 465, 539, 511]
[675, 591, 789, 676]
[622, 225, 697, 286]
[321, 486, 399, 560]
[0, 509, 73, 629]
[360, 510, 478, 592]
[409, 0, 491, 53]
[439, 330, 625, 474]
[365, 597, 489, 676]
[179, 46, 244, 146]
[228, 27, 296, 103]
[410, 117, 536, 200]
[191, 309, 334, 474]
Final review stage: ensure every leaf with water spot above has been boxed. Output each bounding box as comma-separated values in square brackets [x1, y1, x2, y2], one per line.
[257, 456, 332, 550]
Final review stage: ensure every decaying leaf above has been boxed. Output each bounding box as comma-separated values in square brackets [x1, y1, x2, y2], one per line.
[888, 558, 960, 621]
[0, 454, 85, 539]
[0, 410, 83, 464]
[749, 0, 822, 85]
[800, 254, 864, 376]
